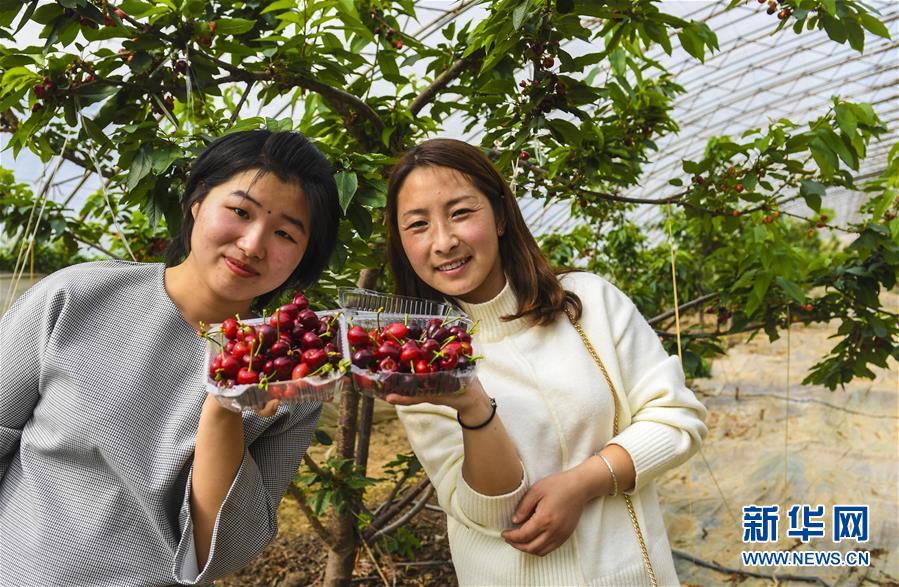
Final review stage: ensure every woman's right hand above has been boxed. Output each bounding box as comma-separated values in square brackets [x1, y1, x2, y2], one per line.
[386, 377, 524, 497]
[383, 376, 492, 419]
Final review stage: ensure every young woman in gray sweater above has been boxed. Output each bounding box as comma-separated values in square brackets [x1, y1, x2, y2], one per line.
[0, 130, 339, 585]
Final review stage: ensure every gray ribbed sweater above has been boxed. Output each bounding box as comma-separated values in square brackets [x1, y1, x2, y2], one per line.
[0, 261, 320, 586]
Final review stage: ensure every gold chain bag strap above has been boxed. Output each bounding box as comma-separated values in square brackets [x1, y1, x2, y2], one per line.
[564, 308, 659, 587]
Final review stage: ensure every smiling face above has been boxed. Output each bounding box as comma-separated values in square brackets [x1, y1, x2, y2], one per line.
[396, 165, 506, 304]
[186, 169, 311, 312]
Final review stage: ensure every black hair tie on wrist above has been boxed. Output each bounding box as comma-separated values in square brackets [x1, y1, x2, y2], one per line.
[457, 397, 497, 430]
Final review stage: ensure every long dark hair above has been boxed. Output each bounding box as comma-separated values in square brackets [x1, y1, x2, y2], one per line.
[166, 130, 340, 308]
[386, 138, 581, 326]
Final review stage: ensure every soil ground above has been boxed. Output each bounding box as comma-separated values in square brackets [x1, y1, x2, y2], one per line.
[222, 312, 898, 587]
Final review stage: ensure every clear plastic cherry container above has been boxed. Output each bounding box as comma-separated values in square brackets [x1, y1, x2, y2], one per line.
[338, 288, 478, 398]
[204, 310, 347, 411]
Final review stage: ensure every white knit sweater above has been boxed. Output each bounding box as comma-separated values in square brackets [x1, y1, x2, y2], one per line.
[396, 272, 707, 586]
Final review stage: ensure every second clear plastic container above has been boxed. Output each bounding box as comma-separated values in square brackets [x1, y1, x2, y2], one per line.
[338, 288, 478, 398]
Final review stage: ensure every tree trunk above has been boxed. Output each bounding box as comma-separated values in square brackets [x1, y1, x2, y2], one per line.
[321, 267, 380, 586]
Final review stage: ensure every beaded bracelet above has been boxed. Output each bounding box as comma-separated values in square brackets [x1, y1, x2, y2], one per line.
[457, 397, 497, 430]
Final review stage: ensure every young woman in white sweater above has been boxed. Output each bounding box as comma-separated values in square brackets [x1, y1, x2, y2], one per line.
[383, 138, 708, 586]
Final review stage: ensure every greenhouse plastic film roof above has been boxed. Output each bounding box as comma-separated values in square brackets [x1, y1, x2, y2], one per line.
[506, 0, 899, 236]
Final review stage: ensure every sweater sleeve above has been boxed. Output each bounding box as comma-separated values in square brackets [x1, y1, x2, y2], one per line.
[595, 278, 708, 492]
[172, 401, 322, 584]
[396, 403, 528, 535]
[0, 279, 66, 483]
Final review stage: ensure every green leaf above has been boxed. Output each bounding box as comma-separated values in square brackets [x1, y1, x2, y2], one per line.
[799, 179, 825, 212]
[127, 144, 153, 190]
[820, 0, 836, 15]
[609, 47, 626, 77]
[677, 30, 705, 63]
[376, 51, 404, 84]
[859, 12, 890, 39]
[335, 171, 358, 213]
[547, 118, 582, 147]
[809, 138, 838, 178]
[81, 116, 111, 149]
[16, 1, 40, 32]
[75, 83, 119, 104]
[347, 201, 373, 239]
[775, 276, 806, 303]
[214, 17, 256, 36]
[820, 12, 847, 44]
[844, 19, 864, 52]
[512, 0, 531, 31]
[260, 0, 295, 15]
[556, 0, 574, 14]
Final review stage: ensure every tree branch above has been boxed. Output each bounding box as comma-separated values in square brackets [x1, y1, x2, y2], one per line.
[410, 51, 483, 116]
[365, 476, 431, 541]
[672, 549, 831, 586]
[228, 80, 254, 126]
[647, 292, 721, 326]
[655, 323, 766, 339]
[286, 483, 336, 549]
[106, 3, 384, 138]
[71, 235, 122, 260]
[369, 485, 435, 541]
[303, 452, 327, 479]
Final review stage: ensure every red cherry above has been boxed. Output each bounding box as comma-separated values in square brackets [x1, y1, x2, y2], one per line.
[230, 341, 250, 359]
[376, 341, 401, 361]
[379, 357, 398, 373]
[421, 338, 440, 355]
[237, 368, 259, 385]
[542, 56, 554, 68]
[352, 348, 375, 369]
[297, 309, 320, 330]
[519, 151, 530, 161]
[219, 355, 240, 378]
[261, 359, 278, 377]
[269, 310, 293, 330]
[347, 325, 371, 348]
[34, 84, 47, 99]
[399, 343, 421, 365]
[302, 348, 327, 371]
[385, 322, 409, 342]
[448, 326, 470, 342]
[115, 8, 127, 19]
[255, 324, 277, 348]
[301, 331, 324, 350]
[221, 318, 239, 339]
[292, 293, 309, 310]
[393, 39, 404, 49]
[208, 20, 217, 35]
[174, 59, 187, 74]
[438, 347, 459, 370]
[273, 356, 296, 380]
[292, 362, 310, 380]
[443, 341, 463, 356]
[413, 359, 429, 374]
[279, 303, 299, 318]
[269, 340, 290, 357]
[282, 383, 298, 400]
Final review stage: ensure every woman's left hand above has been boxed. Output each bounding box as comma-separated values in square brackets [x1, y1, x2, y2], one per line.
[500, 468, 589, 556]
